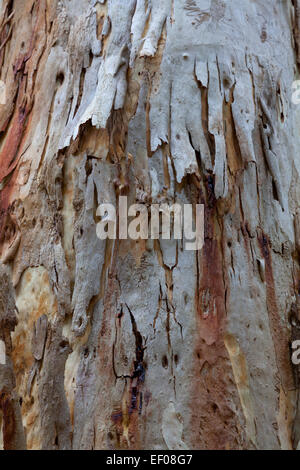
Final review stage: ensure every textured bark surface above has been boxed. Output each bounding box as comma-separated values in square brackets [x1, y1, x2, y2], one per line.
[0, 0, 299, 450]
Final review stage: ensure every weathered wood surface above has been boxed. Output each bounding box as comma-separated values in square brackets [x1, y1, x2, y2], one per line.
[0, 0, 299, 450]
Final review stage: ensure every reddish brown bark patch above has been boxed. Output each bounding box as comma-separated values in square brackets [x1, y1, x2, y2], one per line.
[0, 393, 16, 450]
[258, 232, 294, 392]
[190, 181, 244, 449]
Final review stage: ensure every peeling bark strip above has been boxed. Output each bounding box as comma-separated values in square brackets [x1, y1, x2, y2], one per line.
[0, 262, 26, 449]
[0, 0, 299, 450]
[293, 0, 300, 66]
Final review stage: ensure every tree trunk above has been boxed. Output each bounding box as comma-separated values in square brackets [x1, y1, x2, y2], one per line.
[0, 0, 299, 450]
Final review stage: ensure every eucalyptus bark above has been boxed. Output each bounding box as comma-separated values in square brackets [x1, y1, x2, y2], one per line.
[0, 0, 299, 450]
